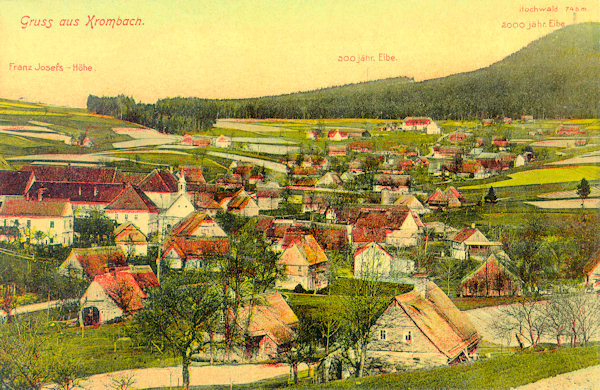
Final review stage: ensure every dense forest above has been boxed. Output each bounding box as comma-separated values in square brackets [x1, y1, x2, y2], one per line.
[87, 23, 599, 133]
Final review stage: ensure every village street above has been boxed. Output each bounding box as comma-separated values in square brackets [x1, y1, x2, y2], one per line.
[43, 363, 306, 390]
[0, 300, 61, 322]
[514, 365, 600, 390]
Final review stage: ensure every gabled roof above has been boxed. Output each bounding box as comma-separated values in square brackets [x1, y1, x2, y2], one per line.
[583, 250, 600, 277]
[163, 237, 230, 259]
[65, 246, 127, 281]
[139, 170, 179, 193]
[280, 234, 328, 266]
[170, 212, 222, 237]
[460, 251, 521, 285]
[237, 293, 298, 345]
[393, 282, 480, 359]
[93, 271, 146, 313]
[114, 223, 147, 243]
[225, 189, 254, 211]
[126, 265, 160, 290]
[115, 172, 146, 186]
[105, 184, 159, 213]
[0, 170, 34, 196]
[0, 199, 71, 217]
[452, 228, 481, 243]
[21, 165, 117, 183]
[179, 166, 206, 184]
[353, 242, 393, 260]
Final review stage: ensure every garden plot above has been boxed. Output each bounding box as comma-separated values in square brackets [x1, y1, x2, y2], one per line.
[526, 199, 600, 209]
[208, 151, 287, 173]
[549, 150, 600, 166]
[0, 126, 71, 143]
[215, 119, 292, 133]
[531, 138, 586, 148]
[112, 127, 180, 148]
[7, 153, 126, 163]
[232, 137, 296, 144]
[539, 186, 600, 199]
[245, 143, 301, 155]
[113, 138, 180, 148]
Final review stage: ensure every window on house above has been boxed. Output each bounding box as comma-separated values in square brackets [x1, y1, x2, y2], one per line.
[380, 330, 387, 340]
[50, 221, 54, 228]
[134, 214, 138, 220]
[49, 238, 54, 244]
[405, 331, 412, 343]
[125, 214, 129, 221]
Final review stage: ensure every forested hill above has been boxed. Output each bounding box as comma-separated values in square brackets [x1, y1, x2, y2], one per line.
[87, 23, 599, 132]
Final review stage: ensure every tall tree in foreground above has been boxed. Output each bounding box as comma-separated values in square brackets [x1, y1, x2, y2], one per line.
[338, 277, 389, 378]
[577, 177, 591, 209]
[128, 279, 221, 390]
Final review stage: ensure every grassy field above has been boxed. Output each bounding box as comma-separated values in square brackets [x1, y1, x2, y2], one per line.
[462, 166, 600, 189]
[292, 344, 600, 390]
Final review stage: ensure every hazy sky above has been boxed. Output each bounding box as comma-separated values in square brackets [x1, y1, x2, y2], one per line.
[1, 0, 598, 107]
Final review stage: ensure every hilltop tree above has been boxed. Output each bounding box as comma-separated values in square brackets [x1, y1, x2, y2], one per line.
[576, 178, 591, 209]
[484, 186, 498, 204]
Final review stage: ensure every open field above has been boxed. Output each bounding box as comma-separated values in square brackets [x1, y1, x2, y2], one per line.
[297, 345, 600, 390]
[462, 166, 600, 189]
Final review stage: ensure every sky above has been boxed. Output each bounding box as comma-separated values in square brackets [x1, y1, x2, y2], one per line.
[1, 0, 598, 107]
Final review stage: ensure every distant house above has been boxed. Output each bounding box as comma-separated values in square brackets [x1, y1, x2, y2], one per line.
[448, 132, 468, 143]
[350, 207, 423, 248]
[367, 281, 480, 372]
[426, 187, 465, 209]
[80, 265, 159, 325]
[58, 246, 127, 280]
[328, 145, 347, 156]
[114, 223, 148, 257]
[401, 117, 441, 135]
[327, 129, 348, 141]
[214, 135, 232, 148]
[449, 227, 501, 260]
[220, 188, 259, 217]
[493, 137, 510, 150]
[104, 184, 159, 236]
[256, 182, 282, 210]
[521, 115, 534, 122]
[432, 146, 463, 159]
[307, 130, 320, 140]
[181, 134, 211, 147]
[162, 212, 229, 269]
[557, 124, 584, 135]
[231, 294, 298, 361]
[353, 242, 414, 280]
[316, 172, 343, 189]
[373, 174, 411, 193]
[0, 199, 74, 245]
[514, 155, 527, 167]
[393, 195, 428, 215]
[460, 252, 522, 297]
[276, 235, 329, 290]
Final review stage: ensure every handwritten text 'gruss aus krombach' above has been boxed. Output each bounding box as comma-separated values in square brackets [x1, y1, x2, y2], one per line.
[20, 15, 144, 30]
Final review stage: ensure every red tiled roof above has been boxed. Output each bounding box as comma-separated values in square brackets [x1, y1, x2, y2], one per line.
[127, 265, 159, 290]
[28, 182, 125, 204]
[105, 184, 159, 212]
[115, 172, 146, 186]
[21, 165, 117, 183]
[309, 225, 348, 251]
[180, 166, 206, 184]
[164, 237, 230, 259]
[0, 170, 34, 196]
[452, 228, 478, 243]
[139, 170, 179, 193]
[170, 212, 219, 237]
[94, 271, 146, 312]
[0, 199, 70, 217]
[68, 247, 127, 281]
[237, 293, 298, 345]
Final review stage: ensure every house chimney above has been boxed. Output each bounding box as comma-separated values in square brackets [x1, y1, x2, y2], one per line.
[412, 274, 429, 296]
[37, 188, 44, 202]
[94, 186, 98, 197]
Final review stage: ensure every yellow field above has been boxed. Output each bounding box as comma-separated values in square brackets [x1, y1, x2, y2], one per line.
[462, 166, 600, 189]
